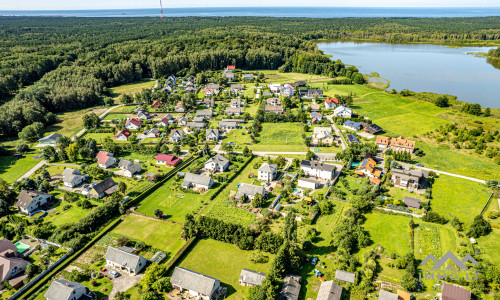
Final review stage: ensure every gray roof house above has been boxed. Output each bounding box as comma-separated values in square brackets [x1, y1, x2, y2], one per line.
[404, 196, 421, 209]
[182, 173, 214, 190]
[187, 122, 206, 130]
[196, 109, 213, 118]
[62, 168, 85, 188]
[258, 163, 278, 182]
[225, 107, 242, 116]
[44, 279, 88, 300]
[118, 160, 134, 170]
[123, 164, 142, 178]
[204, 154, 230, 173]
[335, 270, 356, 284]
[378, 290, 398, 300]
[171, 267, 221, 300]
[316, 280, 343, 300]
[239, 269, 266, 287]
[38, 133, 63, 147]
[14, 190, 52, 214]
[236, 183, 266, 201]
[90, 177, 118, 199]
[105, 246, 147, 275]
[206, 129, 219, 142]
[279, 274, 301, 300]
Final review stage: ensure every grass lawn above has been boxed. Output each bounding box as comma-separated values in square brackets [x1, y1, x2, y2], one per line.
[362, 212, 411, 256]
[222, 128, 251, 145]
[332, 172, 369, 200]
[43, 197, 103, 227]
[177, 239, 274, 300]
[386, 186, 427, 203]
[0, 152, 41, 183]
[44, 106, 108, 136]
[84, 132, 116, 144]
[110, 80, 156, 98]
[111, 214, 185, 261]
[249, 123, 308, 152]
[430, 174, 491, 225]
[103, 113, 131, 120]
[476, 229, 500, 266]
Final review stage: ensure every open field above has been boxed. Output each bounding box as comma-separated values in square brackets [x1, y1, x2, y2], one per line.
[362, 212, 411, 256]
[177, 239, 274, 300]
[414, 222, 458, 262]
[111, 214, 185, 259]
[221, 128, 251, 145]
[476, 229, 500, 266]
[43, 197, 103, 227]
[110, 80, 156, 98]
[44, 106, 108, 136]
[0, 152, 41, 184]
[430, 174, 491, 225]
[249, 123, 308, 152]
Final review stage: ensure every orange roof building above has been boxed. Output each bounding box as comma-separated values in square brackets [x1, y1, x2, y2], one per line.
[355, 157, 382, 185]
[376, 136, 415, 153]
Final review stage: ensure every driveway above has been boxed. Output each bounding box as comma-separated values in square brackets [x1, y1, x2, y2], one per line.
[108, 272, 144, 299]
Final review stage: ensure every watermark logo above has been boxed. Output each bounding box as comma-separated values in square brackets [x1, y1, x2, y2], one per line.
[419, 251, 480, 281]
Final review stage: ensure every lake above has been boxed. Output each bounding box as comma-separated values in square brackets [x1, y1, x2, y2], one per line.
[317, 42, 500, 108]
[2, 7, 500, 18]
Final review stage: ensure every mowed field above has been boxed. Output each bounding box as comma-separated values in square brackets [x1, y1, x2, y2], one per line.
[250, 122, 308, 152]
[431, 174, 491, 225]
[362, 212, 411, 256]
[110, 80, 156, 98]
[111, 214, 185, 259]
[0, 153, 40, 184]
[177, 239, 274, 300]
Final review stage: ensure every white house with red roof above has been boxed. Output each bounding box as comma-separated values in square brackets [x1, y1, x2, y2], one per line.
[96, 151, 117, 169]
[114, 129, 132, 141]
[125, 118, 143, 130]
[325, 98, 339, 110]
[155, 154, 181, 166]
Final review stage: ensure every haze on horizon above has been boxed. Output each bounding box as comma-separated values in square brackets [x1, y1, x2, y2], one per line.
[2, 0, 500, 10]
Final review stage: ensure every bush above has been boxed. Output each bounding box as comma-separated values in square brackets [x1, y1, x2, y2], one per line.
[467, 215, 492, 238]
[62, 204, 72, 211]
[422, 211, 446, 224]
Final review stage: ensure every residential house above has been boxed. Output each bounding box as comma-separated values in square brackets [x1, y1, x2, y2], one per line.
[391, 168, 428, 191]
[171, 267, 221, 300]
[196, 109, 213, 119]
[204, 98, 215, 108]
[335, 270, 356, 284]
[239, 269, 266, 287]
[38, 133, 62, 147]
[157, 115, 174, 127]
[226, 65, 236, 70]
[186, 122, 206, 130]
[170, 129, 185, 143]
[378, 290, 398, 300]
[137, 109, 151, 120]
[299, 89, 323, 99]
[333, 106, 352, 118]
[310, 112, 322, 123]
[181, 173, 214, 190]
[118, 160, 133, 170]
[124, 164, 141, 178]
[230, 84, 243, 95]
[223, 69, 235, 80]
[96, 151, 117, 168]
[193, 116, 205, 123]
[364, 123, 383, 135]
[312, 127, 334, 145]
[174, 102, 185, 113]
[144, 128, 160, 138]
[281, 84, 295, 97]
[151, 100, 163, 109]
[44, 279, 88, 300]
[268, 83, 282, 94]
[205, 84, 219, 96]
[155, 154, 181, 166]
[262, 91, 272, 97]
[90, 178, 118, 199]
[355, 158, 382, 185]
[218, 120, 239, 130]
[125, 118, 143, 130]
[242, 74, 254, 80]
[442, 283, 471, 300]
[404, 196, 421, 209]
[105, 246, 147, 275]
[185, 86, 197, 93]
[310, 104, 320, 111]
[0, 251, 29, 289]
[114, 129, 132, 141]
[14, 190, 52, 214]
[316, 280, 342, 300]
[265, 105, 284, 114]
[300, 160, 336, 180]
[204, 154, 229, 173]
[258, 163, 278, 182]
[62, 168, 85, 188]
[343, 120, 361, 131]
[279, 274, 301, 300]
[166, 75, 177, 85]
[397, 290, 411, 300]
[236, 183, 266, 201]
[226, 107, 242, 116]
[206, 129, 219, 142]
[266, 98, 281, 106]
[178, 117, 188, 126]
[0, 240, 17, 254]
[324, 98, 339, 110]
[376, 136, 415, 153]
[230, 99, 242, 108]
[293, 80, 306, 87]
[297, 177, 320, 190]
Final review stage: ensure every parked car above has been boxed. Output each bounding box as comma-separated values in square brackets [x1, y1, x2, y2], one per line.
[311, 257, 318, 265]
[109, 270, 119, 278]
[416, 163, 424, 167]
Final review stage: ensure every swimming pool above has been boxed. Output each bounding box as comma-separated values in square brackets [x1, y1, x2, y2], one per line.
[14, 242, 30, 253]
[351, 162, 361, 167]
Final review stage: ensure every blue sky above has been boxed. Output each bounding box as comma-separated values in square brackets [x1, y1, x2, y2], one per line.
[2, 0, 500, 10]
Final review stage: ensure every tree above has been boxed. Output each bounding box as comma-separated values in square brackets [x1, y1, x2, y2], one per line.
[252, 193, 265, 208]
[243, 146, 252, 157]
[119, 94, 134, 104]
[82, 113, 101, 129]
[42, 146, 57, 161]
[435, 96, 449, 107]
[401, 271, 418, 290]
[467, 215, 492, 238]
[15, 142, 29, 154]
[484, 107, 491, 117]
[118, 181, 127, 193]
[306, 151, 315, 161]
[65, 143, 79, 162]
[153, 209, 164, 218]
[172, 145, 181, 156]
[18, 122, 44, 141]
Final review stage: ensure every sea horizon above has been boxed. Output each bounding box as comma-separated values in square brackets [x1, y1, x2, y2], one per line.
[2, 7, 500, 18]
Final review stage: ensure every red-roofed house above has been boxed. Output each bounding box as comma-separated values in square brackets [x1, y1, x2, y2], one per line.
[227, 65, 236, 70]
[325, 98, 339, 110]
[96, 151, 117, 169]
[114, 129, 132, 142]
[151, 100, 164, 109]
[155, 154, 181, 166]
[125, 118, 143, 130]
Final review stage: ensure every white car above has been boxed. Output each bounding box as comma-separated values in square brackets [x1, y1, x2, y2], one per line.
[109, 270, 119, 278]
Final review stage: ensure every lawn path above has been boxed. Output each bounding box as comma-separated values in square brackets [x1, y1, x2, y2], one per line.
[73, 104, 124, 140]
[399, 162, 486, 184]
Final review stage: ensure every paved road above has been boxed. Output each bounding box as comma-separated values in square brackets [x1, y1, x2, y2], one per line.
[326, 115, 346, 150]
[398, 162, 486, 184]
[15, 160, 47, 183]
[73, 104, 124, 141]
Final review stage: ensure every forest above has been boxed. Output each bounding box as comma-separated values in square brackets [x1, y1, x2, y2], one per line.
[2, 16, 500, 138]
